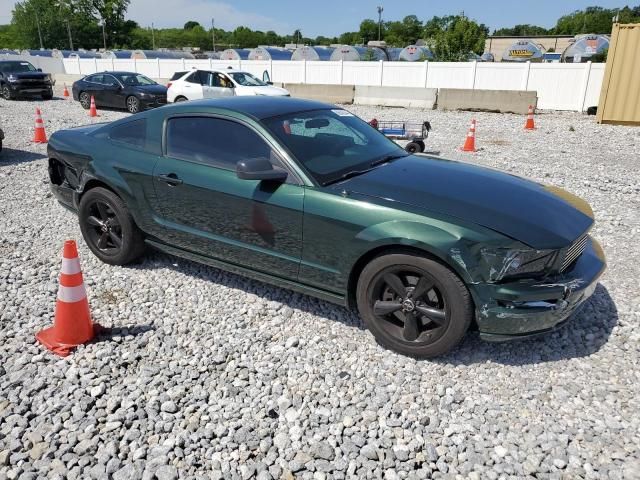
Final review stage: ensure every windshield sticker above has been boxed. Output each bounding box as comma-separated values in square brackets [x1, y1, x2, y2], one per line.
[332, 109, 354, 117]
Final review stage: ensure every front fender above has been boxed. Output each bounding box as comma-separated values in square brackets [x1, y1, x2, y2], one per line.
[351, 220, 491, 284]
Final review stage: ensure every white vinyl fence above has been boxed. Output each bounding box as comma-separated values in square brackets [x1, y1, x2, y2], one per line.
[63, 57, 605, 112]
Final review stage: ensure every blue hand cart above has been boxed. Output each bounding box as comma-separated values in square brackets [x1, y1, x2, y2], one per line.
[369, 119, 432, 153]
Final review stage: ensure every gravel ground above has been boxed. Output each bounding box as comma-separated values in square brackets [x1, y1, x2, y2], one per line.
[0, 94, 639, 480]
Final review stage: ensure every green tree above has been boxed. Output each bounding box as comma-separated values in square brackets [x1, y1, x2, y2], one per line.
[428, 16, 488, 61]
[493, 24, 549, 36]
[359, 19, 379, 43]
[553, 6, 616, 34]
[184, 21, 200, 30]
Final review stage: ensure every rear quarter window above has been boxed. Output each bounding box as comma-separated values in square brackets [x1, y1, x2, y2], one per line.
[170, 71, 188, 81]
[109, 119, 146, 149]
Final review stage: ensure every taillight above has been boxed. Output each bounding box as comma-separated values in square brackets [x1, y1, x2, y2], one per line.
[167, 82, 172, 88]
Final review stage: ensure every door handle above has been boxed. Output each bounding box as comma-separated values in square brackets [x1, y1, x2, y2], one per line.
[157, 173, 183, 186]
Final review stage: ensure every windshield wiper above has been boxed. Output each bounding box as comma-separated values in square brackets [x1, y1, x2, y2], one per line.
[322, 168, 374, 186]
[369, 152, 408, 167]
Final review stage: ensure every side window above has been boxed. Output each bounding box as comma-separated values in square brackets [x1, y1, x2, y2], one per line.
[185, 72, 201, 84]
[199, 71, 214, 87]
[109, 119, 146, 148]
[103, 75, 119, 86]
[87, 74, 104, 84]
[166, 117, 271, 170]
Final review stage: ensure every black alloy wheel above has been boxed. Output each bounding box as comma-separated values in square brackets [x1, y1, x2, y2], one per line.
[1, 84, 13, 100]
[78, 187, 145, 265]
[79, 91, 91, 109]
[357, 253, 472, 358]
[372, 267, 448, 342]
[126, 95, 140, 114]
[85, 200, 123, 253]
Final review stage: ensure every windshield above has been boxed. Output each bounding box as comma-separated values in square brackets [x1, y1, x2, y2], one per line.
[114, 73, 156, 86]
[0, 61, 37, 73]
[229, 71, 267, 87]
[263, 109, 406, 185]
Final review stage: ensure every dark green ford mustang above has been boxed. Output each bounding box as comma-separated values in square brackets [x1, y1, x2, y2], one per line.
[48, 97, 606, 358]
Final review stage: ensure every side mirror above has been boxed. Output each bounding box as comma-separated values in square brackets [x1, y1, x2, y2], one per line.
[267, 81, 274, 85]
[237, 157, 287, 182]
[37, 68, 43, 72]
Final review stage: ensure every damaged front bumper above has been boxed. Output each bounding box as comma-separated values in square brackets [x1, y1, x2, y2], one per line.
[472, 237, 606, 341]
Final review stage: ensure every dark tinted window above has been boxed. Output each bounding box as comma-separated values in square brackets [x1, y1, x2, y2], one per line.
[185, 72, 201, 84]
[0, 61, 37, 73]
[86, 74, 104, 84]
[109, 119, 146, 148]
[166, 117, 271, 169]
[103, 75, 119, 86]
[170, 71, 187, 81]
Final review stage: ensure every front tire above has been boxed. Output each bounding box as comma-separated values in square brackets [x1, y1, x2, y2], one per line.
[126, 95, 140, 113]
[1, 84, 15, 100]
[356, 253, 473, 358]
[78, 187, 145, 265]
[174, 96, 187, 102]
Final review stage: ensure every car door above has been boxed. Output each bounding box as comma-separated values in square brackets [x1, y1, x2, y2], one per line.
[101, 74, 124, 108]
[82, 74, 105, 105]
[150, 115, 304, 280]
[181, 71, 204, 100]
[201, 71, 235, 98]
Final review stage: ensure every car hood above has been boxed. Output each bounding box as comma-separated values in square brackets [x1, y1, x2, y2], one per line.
[5, 71, 48, 79]
[338, 155, 594, 249]
[239, 85, 290, 96]
[132, 84, 167, 95]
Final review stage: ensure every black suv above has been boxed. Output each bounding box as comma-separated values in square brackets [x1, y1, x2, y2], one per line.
[0, 60, 54, 100]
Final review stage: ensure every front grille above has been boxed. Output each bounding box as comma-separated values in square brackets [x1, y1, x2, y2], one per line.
[561, 234, 589, 272]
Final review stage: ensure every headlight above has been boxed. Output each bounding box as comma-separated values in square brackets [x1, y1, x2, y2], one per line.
[44, 75, 53, 84]
[7, 75, 18, 82]
[480, 247, 557, 282]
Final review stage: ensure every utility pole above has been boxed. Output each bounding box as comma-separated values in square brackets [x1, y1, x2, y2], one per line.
[211, 18, 215, 51]
[151, 23, 156, 50]
[34, 10, 44, 49]
[65, 19, 73, 50]
[377, 6, 383, 41]
[101, 19, 107, 50]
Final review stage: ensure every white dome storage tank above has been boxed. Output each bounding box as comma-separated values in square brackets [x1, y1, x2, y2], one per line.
[131, 50, 195, 59]
[220, 49, 250, 60]
[248, 47, 292, 61]
[502, 40, 544, 62]
[562, 35, 610, 63]
[102, 50, 135, 59]
[291, 46, 334, 61]
[385, 48, 404, 61]
[398, 45, 433, 61]
[329, 45, 387, 61]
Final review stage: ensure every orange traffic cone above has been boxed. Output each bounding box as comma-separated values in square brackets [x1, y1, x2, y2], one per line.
[63, 83, 70, 98]
[460, 119, 477, 152]
[524, 105, 536, 130]
[33, 108, 47, 144]
[36, 240, 98, 357]
[89, 95, 99, 117]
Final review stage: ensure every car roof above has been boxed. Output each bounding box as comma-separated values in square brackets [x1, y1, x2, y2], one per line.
[163, 97, 336, 120]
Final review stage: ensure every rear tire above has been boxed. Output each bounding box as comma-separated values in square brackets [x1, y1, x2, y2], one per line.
[79, 91, 91, 109]
[356, 253, 472, 358]
[78, 187, 145, 265]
